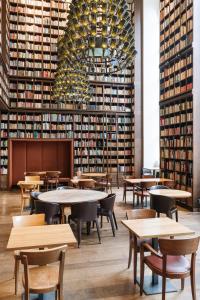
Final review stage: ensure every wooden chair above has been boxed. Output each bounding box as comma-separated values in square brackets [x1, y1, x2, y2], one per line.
[78, 180, 96, 189]
[20, 245, 67, 300]
[122, 175, 135, 204]
[46, 171, 60, 191]
[140, 237, 200, 300]
[96, 174, 112, 193]
[126, 209, 156, 283]
[25, 176, 41, 192]
[134, 180, 156, 208]
[12, 214, 46, 295]
[19, 183, 37, 214]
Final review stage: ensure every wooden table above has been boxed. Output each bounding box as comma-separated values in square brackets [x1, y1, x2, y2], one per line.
[7, 224, 77, 250]
[149, 189, 191, 199]
[17, 180, 44, 186]
[122, 217, 195, 295]
[124, 178, 173, 185]
[70, 178, 95, 186]
[38, 189, 108, 223]
[81, 172, 107, 178]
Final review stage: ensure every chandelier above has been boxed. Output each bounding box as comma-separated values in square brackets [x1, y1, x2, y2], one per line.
[62, 0, 136, 75]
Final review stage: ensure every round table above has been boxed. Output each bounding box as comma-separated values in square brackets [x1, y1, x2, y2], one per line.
[149, 189, 191, 198]
[38, 189, 108, 223]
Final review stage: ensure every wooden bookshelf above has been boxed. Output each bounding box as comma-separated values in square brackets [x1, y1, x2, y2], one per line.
[0, 0, 135, 188]
[160, 0, 195, 209]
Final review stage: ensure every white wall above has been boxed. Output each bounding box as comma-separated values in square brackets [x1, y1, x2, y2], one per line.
[143, 0, 160, 169]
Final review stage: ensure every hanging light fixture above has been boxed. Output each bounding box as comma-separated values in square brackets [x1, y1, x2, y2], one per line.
[62, 0, 136, 75]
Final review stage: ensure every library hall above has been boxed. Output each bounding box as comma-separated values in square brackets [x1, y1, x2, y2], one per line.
[0, 0, 200, 299]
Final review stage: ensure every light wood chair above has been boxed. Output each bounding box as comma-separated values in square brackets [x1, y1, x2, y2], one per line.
[12, 214, 46, 295]
[140, 237, 200, 300]
[78, 180, 96, 189]
[126, 209, 156, 283]
[25, 176, 41, 192]
[19, 183, 37, 214]
[20, 245, 67, 300]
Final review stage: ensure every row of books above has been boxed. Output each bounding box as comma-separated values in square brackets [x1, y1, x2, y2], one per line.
[10, 24, 64, 36]
[10, 51, 57, 62]
[10, 33, 58, 44]
[160, 136, 192, 148]
[10, 15, 66, 28]
[160, 100, 192, 115]
[10, 0, 70, 10]
[161, 149, 192, 160]
[160, 0, 192, 20]
[160, 82, 193, 100]
[160, 124, 193, 136]
[160, 112, 192, 126]
[10, 5, 68, 18]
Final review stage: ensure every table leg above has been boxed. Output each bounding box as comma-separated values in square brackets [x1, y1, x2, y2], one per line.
[60, 205, 65, 224]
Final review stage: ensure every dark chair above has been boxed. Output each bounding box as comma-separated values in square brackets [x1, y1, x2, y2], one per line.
[140, 237, 200, 300]
[134, 180, 156, 208]
[30, 191, 42, 214]
[126, 209, 157, 283]
[122, 175, 135, 204]
[46, 171, 60, 190]
[97, 193, 118, 237]
[150, 194, 178, 222]
[149, 185, 169, 190]
[78, 180, 96, 189]
[34, 199, 62, 224]
[57, 186, 74, 190]
[68, 202, 101, 247]
[96, 174, 112, 193]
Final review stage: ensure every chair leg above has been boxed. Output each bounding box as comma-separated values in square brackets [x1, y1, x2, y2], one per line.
[191, 270, 196, 300]
[94, 219, 101, 244]
[175, 210, 178, 222]
[77, 220, 82, 248]
[100, 215, 103, 228]
[21, 198, 25, 214]
[112, 212, 118, 230]
[123, 185, 126, 203]
[162, 276, 166, 300]
[86, 221, 91, 235]
[109, 214, 115, 237]
[58, 286, 64, 300]
[181, 278, 185, 290]
[14, 256, 20, 295]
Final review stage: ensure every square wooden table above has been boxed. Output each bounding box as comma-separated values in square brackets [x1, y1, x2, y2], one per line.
[7, 224, 77, 250]
[122, 217, 195, 295]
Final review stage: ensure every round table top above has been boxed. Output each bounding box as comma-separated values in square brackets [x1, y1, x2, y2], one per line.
[38, 189, 108, 205]
[149, 189, 191, 199]
[81, 173, 107, 178]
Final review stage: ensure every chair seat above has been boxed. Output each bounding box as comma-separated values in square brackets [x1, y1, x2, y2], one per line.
[145, 254, 190, 275]
[23, 265, 59, 292]
[98, 181, 111, 186]
[135, 190, 150, 197]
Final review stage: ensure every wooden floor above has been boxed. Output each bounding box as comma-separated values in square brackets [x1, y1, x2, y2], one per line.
[0, 188, 200, 300]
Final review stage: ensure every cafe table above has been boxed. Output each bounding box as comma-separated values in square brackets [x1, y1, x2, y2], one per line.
[70, 178, 96, 186]
[38, 189, 108, 223]
[122, 217, 195, 295]
[81, 172, 107, 178]
[149, 189, 191, 199]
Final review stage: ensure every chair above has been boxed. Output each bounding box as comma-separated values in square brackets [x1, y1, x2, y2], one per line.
[19, 183, 37, 214]
[96, 174, 112, 193]
[46, 171, 60, 190]
[68, 202, 101, 247]
[12, 214, 46, 295]
[140, 237, 200, 300]
[149, 185, 169, 190]
[97, 193, 118, 237]
[57, 186, 74, 190]
[78, 180, 96, 189]
[58, 177, 71, 186]
[134, 180, 156, 208]
[25, 176, 41, 193]
[122, 175, 135, 204]
[34, 199, 62, 224]
[20, 245, 67, 300]
[150, 194, 178, 221]
[126, 209, 156, 283]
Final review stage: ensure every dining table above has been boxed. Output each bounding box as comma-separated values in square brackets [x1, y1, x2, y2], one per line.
[149, 189, 191, 199]
[38, 189, 108, 223]
[122, 217, 195, 295]
[81, 172, 107, 178]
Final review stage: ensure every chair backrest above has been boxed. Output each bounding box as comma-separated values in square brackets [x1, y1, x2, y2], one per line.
[150, 185, 169, 190]
[150, 194, 176, 215]
[19, 183, 36, 195]
[99, 193, 116, 211]
[12, 214, 46, 227]
[159, 237, 200, 256]
[57, 186, 74, 190]
[71, 202, 98, 221]
[34, 199, 60, 224]
[141, 181, 156, 189]
[126, 208, 156, 220]
[25, 172, 40, 176]
[46, 171, 60, 179]
[78, 180, 95, 189]
[25, 176, 40, 182]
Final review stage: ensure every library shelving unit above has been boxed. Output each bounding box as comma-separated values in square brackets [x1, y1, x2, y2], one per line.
[159, 0, 200, 210]
[0, 0, 135, 188]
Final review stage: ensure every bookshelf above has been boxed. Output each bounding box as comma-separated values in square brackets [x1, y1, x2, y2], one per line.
[159, 0, 195, 209]
[0, 0, 135, 188]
